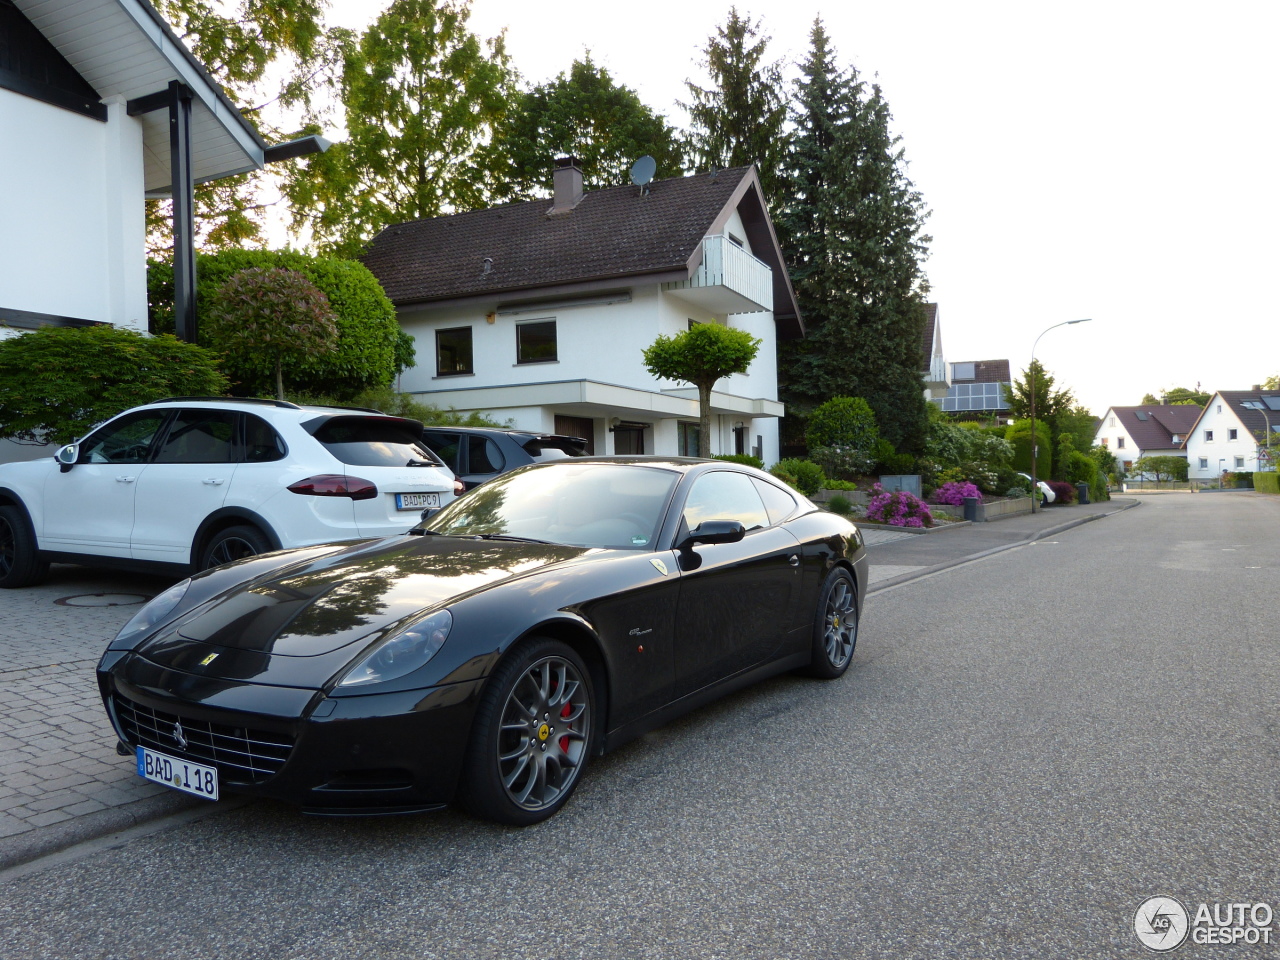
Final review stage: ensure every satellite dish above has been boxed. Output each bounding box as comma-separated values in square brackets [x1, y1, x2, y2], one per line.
[629, 155, 656, 187]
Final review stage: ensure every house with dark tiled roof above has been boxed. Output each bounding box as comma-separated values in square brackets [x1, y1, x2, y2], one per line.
[362, 159, 800, 464]
[919, 303, 949, 400]
[1094, 404, 1202, 475]
[1180, 391, 1280, 479]
[930, 359, 1012, 417]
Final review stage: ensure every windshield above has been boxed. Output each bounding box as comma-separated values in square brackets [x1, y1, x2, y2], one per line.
[419, 463, 679, 550]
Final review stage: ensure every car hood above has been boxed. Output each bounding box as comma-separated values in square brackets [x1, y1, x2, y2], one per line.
[127, 536, 591, 690]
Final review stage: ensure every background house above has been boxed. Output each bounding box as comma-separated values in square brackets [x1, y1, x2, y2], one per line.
[1182, 391, 1280, 479]
[361, 161, 801, 465]
[930, 359, 1011, 419]
[1094, 404, 1202, 475]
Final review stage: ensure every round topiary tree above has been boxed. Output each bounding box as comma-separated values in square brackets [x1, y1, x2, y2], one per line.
[205, 267, 340, 400]
[804, 396, 880, 479]
[0, 325, 227, 445]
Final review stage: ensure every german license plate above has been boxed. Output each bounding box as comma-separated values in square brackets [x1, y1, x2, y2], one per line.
[137, 746, 219, 801]
[396, 492, 440, 510]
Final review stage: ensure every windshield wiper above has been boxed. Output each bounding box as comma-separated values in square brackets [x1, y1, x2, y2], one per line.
[473, 534, 558, 545]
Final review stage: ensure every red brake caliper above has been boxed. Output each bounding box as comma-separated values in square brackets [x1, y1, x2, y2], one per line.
[559, 702, 572, 752]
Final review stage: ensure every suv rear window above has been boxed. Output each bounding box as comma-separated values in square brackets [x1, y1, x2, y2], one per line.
[311, 417, 442, 468]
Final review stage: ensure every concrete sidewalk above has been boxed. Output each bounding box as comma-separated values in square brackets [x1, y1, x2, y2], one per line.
[0, 497, 1138, 871]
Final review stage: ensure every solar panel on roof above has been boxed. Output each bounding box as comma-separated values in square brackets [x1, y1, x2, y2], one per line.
[1262, 397, 1280, 411]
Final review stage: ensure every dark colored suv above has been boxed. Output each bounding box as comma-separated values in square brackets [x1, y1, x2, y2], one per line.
[421, 427, 588, 490]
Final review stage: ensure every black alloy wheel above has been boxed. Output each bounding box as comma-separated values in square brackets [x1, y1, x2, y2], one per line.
[199, 524, 270, 571]
[804, 567, 858, 679]
[459, 638, 595, 825]
[0, 505, 49, 589]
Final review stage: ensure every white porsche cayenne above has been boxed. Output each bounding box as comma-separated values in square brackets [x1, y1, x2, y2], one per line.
[0, 398, 461, 588]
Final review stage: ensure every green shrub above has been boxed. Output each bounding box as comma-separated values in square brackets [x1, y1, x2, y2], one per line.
[713, 453, 765, 469]
[1005, 419, 1052, 477]
[805, 397, 879, 477]
[0, 325, 227, 445]
[149, 250, 400, 399]
[1133, 455, 1188, 483]
[1256, 472, 1280, 494]
[826, 495, 853, 515]
[774, 458, 826, 495]
[770, 467, 800, 490]
[821, 478, 860, 491]
[288, 385, 509, 427]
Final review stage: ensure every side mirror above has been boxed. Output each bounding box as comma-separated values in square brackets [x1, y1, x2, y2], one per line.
[55, 444, 79, 472]
[678, 519, 746, 550]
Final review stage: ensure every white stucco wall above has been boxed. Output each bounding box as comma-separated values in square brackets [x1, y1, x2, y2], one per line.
[0, 91, 147, 336]
[1184, 399, 1261, 478]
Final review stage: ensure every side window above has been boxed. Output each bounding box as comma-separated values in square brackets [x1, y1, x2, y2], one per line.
[79, 412, 168, 465]
[751, 477, 798, 526]
[153, 410, 237, 464]
[467, 436, 505, 475]
[682, 471, 768, 532]
[243, 414, 287, 463]
[423, 431, 461, 473]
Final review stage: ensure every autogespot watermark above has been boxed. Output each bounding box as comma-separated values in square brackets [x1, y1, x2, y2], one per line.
[1133, 896, 1276, 951]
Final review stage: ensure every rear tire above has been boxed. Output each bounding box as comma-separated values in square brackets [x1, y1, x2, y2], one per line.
[0, 505, 49, 589]
[198, 524, 270, 571]
[458, 637, 596, 825]
[802, 567, 859, 679]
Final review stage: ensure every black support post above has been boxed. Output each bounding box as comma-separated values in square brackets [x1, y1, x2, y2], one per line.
[168, 80, 196, 343]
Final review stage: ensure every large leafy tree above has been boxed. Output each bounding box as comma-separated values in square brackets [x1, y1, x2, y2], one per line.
[1004, 360, 1076, 425]
[682, 8, 787, 204]
[283, 0, 514, 258]
[148, 0, 342, 252]
[643, 323, 761, 458]
[1140, 386, 1209, 406]
[775, 20, 932, 453]
[492, 56, 685, 200]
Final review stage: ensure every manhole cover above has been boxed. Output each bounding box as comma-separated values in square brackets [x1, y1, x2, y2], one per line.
[54, 593, 151, 607]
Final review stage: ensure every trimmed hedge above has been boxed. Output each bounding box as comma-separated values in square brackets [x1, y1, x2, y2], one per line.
[149, 251, 400, 399]
[1256, 472, 1280, 494]
[1006, 419, 1052, 478]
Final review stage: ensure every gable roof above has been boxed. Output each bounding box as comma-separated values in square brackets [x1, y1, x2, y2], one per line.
[919, 302, 939, 373]
[1107, 404, 1203, 451]
[1181, 390, 1280, 447]
[950, 359, 1010, 383]
[12, 0, 268, 193]
[361, 166, 802, 337]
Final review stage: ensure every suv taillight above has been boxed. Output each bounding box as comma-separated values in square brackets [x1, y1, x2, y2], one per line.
[287, 475, 378, 500]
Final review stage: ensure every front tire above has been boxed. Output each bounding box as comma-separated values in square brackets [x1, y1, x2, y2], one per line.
[0, 505, 49, 588]
[803, 567, 859, 679]
[199, 524, 270, 571]
[458, 638, 595, 825]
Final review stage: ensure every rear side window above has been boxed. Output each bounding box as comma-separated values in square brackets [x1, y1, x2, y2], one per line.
[243, 414, 287, 463]
[468, 436, 504, 475]
[312, 417, 442, 468]
[153, 410, 237, 464]
[751, 477, 798, 525]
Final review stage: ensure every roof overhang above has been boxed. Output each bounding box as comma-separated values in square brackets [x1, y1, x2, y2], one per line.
[14, 0, 267, 194]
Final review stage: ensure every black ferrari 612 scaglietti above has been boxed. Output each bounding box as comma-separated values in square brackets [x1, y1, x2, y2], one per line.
[98, 458, 867, 824]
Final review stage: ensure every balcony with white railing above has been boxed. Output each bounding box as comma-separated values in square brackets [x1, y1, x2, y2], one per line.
[662, 234, 773, 315]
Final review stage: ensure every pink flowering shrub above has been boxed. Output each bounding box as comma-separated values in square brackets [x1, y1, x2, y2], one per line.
[865, 483, 934, 528]
[930, 480, 982, 506]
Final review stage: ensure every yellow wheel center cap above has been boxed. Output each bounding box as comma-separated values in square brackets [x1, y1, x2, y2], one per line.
[537, 723, 550, 741]
[832, 616, 840, 629]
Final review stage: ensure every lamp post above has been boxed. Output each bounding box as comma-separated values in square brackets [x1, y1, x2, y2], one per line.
[1029, 319, 1092, 513]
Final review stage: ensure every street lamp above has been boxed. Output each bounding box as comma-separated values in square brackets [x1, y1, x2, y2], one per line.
[1029, 319, 1092, 513]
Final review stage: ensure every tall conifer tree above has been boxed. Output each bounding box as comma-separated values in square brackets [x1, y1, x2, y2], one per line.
[776, 20, 932, 453]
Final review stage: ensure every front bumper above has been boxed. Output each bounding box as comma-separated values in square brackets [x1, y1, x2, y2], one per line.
[98, 652, 485, 814]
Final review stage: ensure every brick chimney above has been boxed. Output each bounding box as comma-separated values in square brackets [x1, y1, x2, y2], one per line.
[549, 155, 583, 215]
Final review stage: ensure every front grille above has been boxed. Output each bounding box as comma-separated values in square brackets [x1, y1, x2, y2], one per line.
[112, 694, 294, 784]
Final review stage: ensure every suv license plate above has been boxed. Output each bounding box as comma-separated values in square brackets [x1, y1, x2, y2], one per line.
[396, 492, 440, 510]
[137, 746, 219, 801]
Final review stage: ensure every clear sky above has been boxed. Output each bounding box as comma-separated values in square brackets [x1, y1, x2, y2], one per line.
[325, 0, 1280, 414]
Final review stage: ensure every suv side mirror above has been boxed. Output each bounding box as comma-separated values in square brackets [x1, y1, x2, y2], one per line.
[678, 519, 746, 550]
[55, 444, 79, 472]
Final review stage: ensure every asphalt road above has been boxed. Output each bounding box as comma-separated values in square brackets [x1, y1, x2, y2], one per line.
[0, 492, 1276, 959]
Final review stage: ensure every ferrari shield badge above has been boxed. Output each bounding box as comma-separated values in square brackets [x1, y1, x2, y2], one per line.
[649, 558, 668, 577]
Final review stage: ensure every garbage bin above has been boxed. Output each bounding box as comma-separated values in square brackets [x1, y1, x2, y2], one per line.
[1075, 482, 1089, 505]
[962, 496, 983, 522]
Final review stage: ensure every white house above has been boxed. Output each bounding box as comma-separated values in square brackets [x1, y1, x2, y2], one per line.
[1181, 391, 1280, 479]
[361, 161, 800, 465]
[1094, 404, 1202, 475]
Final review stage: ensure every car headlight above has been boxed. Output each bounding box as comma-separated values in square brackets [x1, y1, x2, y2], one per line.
[110, 579, 192, 650]
[337, 609, 453, 688]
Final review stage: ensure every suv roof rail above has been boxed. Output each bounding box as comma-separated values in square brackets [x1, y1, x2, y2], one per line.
[149, 396, 302, 409]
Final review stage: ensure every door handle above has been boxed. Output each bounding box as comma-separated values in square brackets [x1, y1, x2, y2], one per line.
[787, 554, 800, 566]
[202, 479, 225, 485]
[115, 476, 136, 483]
